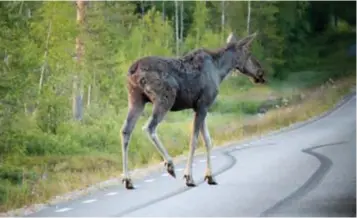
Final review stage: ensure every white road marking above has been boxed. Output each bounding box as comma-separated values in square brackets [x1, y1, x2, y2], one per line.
[144, 179, 155, 183]
[199, 159, 206, 163]
[161, 173, 169, 177]
[176, 168, 184, 172]
[82, 199, 97, 204]
[211, 155, 216, 159]
[106, 192, 118, 196]
[55, 207, 72, 213]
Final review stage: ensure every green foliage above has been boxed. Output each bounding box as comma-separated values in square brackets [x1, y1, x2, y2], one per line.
[182, 1, 210, 52]
[209, 98, 261, 115]
[0, 166, 38, 185]
[251, 2, 286, 76]
[140, 8, 175, 56]
[0, 0, 355, 211]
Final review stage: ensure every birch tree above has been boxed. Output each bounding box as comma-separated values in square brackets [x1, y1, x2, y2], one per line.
[221, 0, 225, 41]
[38, 21, 51, 95]
[162, 1, 165, 21]
[175, 0, 179, 56]
[247, 0, 251, 34]
[73, 0, 85, 120]
[180, 0, 184, 42]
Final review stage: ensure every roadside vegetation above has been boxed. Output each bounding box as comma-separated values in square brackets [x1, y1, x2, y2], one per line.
[0, 1, 355, 213]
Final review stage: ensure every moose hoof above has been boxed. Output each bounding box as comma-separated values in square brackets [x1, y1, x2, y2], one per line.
[183, 175, 196, 187]
[122, 178, 135, 190]
[164, 161, 176, 178]
[204, 175, 218, 185]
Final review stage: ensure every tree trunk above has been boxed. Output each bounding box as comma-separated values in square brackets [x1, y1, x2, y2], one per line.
[140, 0, 145, 18]
[73, 0, 85, 121]
[247, 0, 251, 34]
[162, 1, 165, 21]
[180, 1, 184, 42]
[221, 0, 225, 42]
[87, 84, 91, 107]
[18, 1, 24, 14]
[27, 8, 31, 18]
[175, 0, 179, 56]
[39, 21, 51, 95]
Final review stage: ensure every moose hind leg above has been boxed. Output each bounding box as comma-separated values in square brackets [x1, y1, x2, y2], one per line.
[143, 102, 176, 178]
[121, 101, 145, 189]
[200, 119, 218, 185]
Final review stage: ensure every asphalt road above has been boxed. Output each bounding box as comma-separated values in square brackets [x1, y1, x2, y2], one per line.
[28, 94, 356, 217]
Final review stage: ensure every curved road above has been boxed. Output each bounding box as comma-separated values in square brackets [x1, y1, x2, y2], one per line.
[28, 94, 356, 217]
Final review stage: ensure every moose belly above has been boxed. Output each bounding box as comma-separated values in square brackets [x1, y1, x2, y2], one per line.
[170, 98, 194, 111]
[170, 91, 198, 111]
[170, 86, 218, 111]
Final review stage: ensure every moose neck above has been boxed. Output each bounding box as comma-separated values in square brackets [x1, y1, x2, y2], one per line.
[207, 45, 238, 83]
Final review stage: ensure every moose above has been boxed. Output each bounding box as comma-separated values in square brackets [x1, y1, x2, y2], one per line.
[120, 33, 266, 189]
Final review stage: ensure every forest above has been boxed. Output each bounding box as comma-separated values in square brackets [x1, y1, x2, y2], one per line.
[0, 0, 356, 213]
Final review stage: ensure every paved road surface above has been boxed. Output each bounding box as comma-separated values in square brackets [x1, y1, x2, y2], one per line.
[28, 94, 356, 217]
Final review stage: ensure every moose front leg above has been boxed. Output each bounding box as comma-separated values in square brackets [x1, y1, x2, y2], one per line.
[183, 108, 207, 187]
[200, 119, 218, 185]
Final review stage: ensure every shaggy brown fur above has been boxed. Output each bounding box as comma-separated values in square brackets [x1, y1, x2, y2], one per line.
[121, 33, 266, 189]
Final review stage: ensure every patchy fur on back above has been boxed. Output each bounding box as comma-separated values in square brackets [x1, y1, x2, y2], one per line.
[129, 42, 237, 78]
[126, 41, 255, 112]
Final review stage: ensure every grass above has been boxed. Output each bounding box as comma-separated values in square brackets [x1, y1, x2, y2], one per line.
[209, 75, 356, 146]
[0, 70, 355, 214]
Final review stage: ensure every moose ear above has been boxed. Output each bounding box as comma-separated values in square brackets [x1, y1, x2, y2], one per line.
[237, 32, 257, 49]
[226, 32, 238, 44]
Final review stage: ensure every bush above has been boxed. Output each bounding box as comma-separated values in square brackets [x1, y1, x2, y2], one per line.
[23, 131, 87, 156]
[0, 166, 38, 185]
